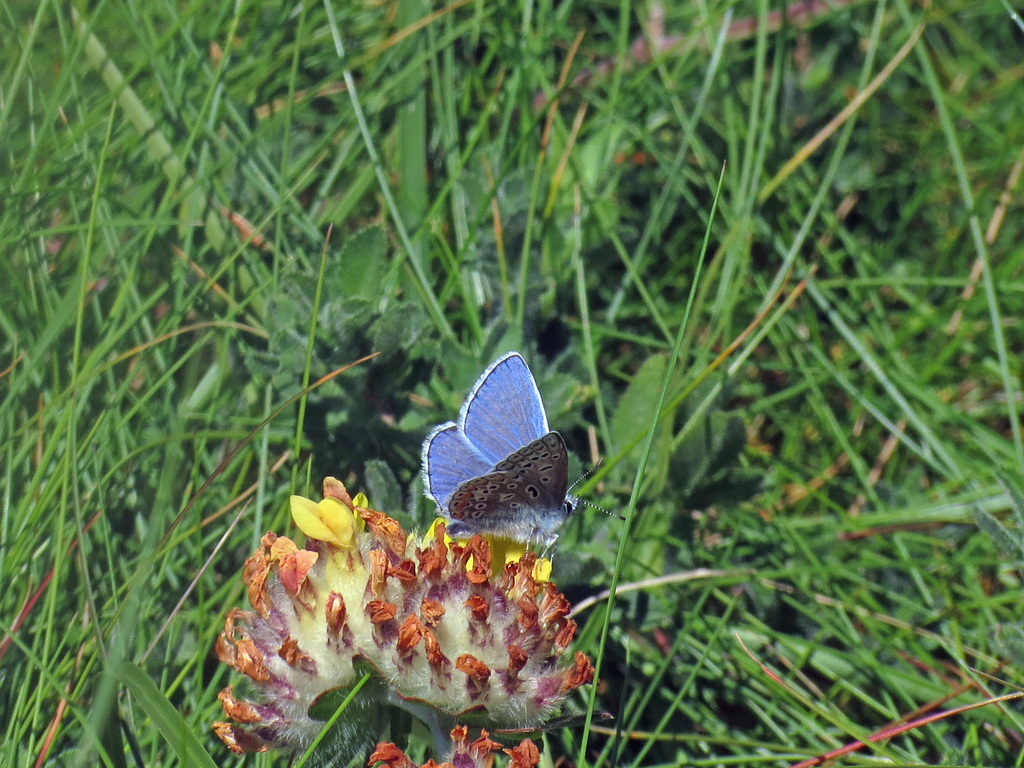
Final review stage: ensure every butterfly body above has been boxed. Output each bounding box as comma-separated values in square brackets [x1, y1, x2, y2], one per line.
[421, 353, 577, 547]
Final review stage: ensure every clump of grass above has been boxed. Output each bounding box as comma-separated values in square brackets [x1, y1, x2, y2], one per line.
[2, 1, 1024, 766]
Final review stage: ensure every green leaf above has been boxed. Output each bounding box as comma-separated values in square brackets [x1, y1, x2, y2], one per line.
[611, 353, 674, 492]
[364, 458, 401, 514]
[114, 663, 219, 768]
[338, 225, 386, 300]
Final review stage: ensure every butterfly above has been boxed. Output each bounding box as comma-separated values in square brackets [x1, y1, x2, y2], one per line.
[421, 352, 577, 547]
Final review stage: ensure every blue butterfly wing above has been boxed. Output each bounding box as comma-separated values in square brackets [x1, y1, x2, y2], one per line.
[460, 352, 549, 466]
[421, 423, 494, 511]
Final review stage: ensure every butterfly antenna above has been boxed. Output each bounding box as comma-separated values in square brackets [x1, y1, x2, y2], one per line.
[569, 460, 626, 521]
[580, 498, 626, 521]
[568, 458, 602, 492]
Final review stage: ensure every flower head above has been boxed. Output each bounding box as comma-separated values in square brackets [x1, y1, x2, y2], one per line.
[214, 477, 593, 761]
[370, 726, 540, 768]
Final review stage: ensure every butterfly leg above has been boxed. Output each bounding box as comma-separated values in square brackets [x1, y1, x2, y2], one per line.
[539, 537, 559, 561]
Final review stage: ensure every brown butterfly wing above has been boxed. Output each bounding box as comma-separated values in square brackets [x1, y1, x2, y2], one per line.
[447, 432, 571, 543]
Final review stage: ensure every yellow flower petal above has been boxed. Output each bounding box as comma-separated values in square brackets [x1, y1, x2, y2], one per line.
[532, 558, 552, 582]
[423, 517, 453, 546]
[321, 498, 355, 546]
[500, 540, 527, 566]
[291, 496, 334, 539]
[290, 495, 356, 549]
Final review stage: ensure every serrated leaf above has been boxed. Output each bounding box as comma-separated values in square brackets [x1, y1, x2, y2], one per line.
[611, 355, 666, 448]
[997, 623, 1024, 669]
[364, 459, 401, 514]
[611, 354, 674, 493]
[998, 472, 1024, 528]
[370, 301, 427, 354]
[338, 225, 386, 300]
[974, 507, 1024, 561]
